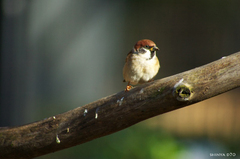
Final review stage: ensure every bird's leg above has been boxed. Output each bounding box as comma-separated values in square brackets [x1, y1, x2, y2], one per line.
[125, 82, 133, 92]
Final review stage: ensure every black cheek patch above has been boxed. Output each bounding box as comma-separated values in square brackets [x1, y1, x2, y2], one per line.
[138, 48, 147, 54]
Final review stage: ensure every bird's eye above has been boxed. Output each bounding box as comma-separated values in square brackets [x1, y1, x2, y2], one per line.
[145, 45, 149, 48]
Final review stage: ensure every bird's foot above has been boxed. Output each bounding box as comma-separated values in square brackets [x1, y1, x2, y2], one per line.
[125, 85, 133, 92]
[148, 79, 154, 82]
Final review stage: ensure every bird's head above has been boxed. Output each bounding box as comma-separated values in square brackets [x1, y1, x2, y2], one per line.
[132, 39, 159, 60]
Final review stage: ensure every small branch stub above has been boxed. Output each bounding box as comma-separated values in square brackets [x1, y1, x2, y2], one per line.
[56, 135, 61, 144]
[173, 79, 193, 101]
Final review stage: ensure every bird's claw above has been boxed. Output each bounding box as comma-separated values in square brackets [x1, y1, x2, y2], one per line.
[125, 85, 133, 92]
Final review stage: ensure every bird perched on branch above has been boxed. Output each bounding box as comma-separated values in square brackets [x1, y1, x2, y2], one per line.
[123, 39, 160, 91]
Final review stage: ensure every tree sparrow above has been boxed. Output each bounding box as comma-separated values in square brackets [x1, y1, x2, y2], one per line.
[123, 39, 160, 91]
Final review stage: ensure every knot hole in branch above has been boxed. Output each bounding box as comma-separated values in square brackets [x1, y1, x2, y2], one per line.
[173, 79, 193, 101]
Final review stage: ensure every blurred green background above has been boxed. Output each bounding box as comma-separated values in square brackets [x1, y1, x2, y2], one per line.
[1, 0, 240, 159]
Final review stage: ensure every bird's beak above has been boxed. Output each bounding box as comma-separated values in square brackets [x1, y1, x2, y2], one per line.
[150, 46, 159, 51]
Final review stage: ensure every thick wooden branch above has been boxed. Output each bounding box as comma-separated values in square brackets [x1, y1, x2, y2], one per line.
[1, 52, 240, 159]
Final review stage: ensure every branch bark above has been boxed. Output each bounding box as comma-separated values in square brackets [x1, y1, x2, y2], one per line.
[1, 52, 240, 159]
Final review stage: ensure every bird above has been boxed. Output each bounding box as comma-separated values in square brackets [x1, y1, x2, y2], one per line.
[123, 39, 160, 91]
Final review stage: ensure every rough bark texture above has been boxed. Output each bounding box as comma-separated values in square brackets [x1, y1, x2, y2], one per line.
[0, 52, 240, 159]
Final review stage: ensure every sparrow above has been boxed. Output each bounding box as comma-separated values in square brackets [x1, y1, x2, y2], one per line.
[123, 39, 160, 91]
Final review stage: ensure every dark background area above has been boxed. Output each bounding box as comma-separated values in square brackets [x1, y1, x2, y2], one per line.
[1, 0, 240, 159]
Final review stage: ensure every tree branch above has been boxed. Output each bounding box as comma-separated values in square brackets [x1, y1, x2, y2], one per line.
[1, 52, 240, 159]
